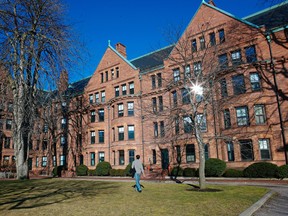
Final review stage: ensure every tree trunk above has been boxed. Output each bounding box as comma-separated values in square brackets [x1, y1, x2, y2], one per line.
[198, 145, 206, 189]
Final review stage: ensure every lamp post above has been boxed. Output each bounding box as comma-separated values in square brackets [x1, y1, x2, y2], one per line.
[266, 33, 288, 164]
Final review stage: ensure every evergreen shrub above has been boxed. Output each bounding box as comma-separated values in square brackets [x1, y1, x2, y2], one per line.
[170, 166, 183, 177]
[205, 158, 226, 177]
[223, 169, 244, 178]
[96, 161, 112, 176]
[183, 168, 197, 177]
[52, 165, 64, 177]
[276, 165, 288, 180]
[76, 164, 88, 176]
[243, 162, 278, 178]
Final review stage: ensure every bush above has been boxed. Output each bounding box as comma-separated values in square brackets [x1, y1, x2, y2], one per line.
[76, 164, 88, 176]
[243, 162, 278, 178]
[124, 163, 132, 176]
[96, 161, 112, 176]
[276, 165, 288, 180]
[109, 169, 126, 176]
[205, 158, 226, 177]
[170, 166, 183, 177]
[183, 168, 196, 177]
[223, 169, 244, 178]
[52, 166, 64, 177]
[88, 169, 97, 176]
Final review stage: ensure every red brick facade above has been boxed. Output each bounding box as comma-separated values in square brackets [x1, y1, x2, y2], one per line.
[1, 1, 287, 175]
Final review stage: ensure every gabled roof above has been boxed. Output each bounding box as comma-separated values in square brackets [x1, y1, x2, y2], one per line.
[243, 1, 288, 30]
[130, 45, 174, 74]
[66, 76, 91, 97]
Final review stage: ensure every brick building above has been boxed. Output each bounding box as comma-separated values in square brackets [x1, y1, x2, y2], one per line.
[1, 0, 288, 175]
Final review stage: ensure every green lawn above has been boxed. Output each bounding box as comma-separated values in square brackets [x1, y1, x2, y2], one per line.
[0, 178, 268, 216]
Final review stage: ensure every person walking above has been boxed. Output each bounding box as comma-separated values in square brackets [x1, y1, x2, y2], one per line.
[132, 155, 145, 192]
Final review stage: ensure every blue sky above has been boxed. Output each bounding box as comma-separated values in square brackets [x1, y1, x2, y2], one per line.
[64, 0, 285, 83]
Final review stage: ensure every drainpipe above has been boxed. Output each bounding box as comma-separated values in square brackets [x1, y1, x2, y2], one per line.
[139, 74, 145, 162]
[266, 33, 288, 165]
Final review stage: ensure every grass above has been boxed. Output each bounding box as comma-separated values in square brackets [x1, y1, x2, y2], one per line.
[0, 178, 268, 216]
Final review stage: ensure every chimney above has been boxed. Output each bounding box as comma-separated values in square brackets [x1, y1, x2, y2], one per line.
[208, 0, 216, 6]
[58, 70, 69, 93]
[115, 43, 127, 58]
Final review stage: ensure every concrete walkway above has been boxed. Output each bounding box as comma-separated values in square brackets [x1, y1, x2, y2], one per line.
[61, 176, 288, 216]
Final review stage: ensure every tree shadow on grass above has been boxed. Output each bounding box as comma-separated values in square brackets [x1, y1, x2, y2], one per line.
[186, 188, 223, 192]
[0, 179, 120, 210]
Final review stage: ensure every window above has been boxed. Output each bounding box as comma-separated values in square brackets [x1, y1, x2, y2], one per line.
[186, 144, 196, 162]
[152, 149, 157, 164]
[4, 137, 11, 148]
[60, 155, 66, 166]
[191, 39, 197, 52]
[61, 118, 67, 129]
[91, 110, 96, 123]
[259, 139, 271, 160]
[152, 97, 157, 113]
[196, 114, 207, 131]
[209, 32, 216, 46]
[115, 86, 119, 97]
[60, 135, 66, 146]
[36, 157, 39, 167]
[89, 94, 93, 104]
[231, 50, 242, 66]
[193, 61, 202, 77]
[98, 130, 104, 143]
[99, 152, 105, 162]
[119, 150, 124, 165]
[219, 29, 225, 43]
[204, 144, 209, 160]
[183, 116, 193, 133]
[101, 73, 104, 83]
[254, 105, 266, 124]
[105, 71, 108, 81]
[6, 119, 12, 130]
[199, 36, 205, 50]
[224, 109, 231, 129]
[182, 88, 190, 104]
[128, 102, 134, 116]
[42, 139, 48, 150]
[184, 65, 191, 79]
[218, 53, 228, 69]
[236, 106, 249, 126]
[98, 109, 104, 122]
[101, 91, 105, 102]
[250, 73, 261, 91]
[151, 75, 156, 89]
[116, 67, 119, 78]
[111, 68, 115, 79]
[128, 125, 135, 140]
[129, 150, 135, 164]
[226, 141, 235, 161]
[157, 73, 162, 87]
[129, 82, 134, 94]
[8, 103, 13, 112]
[160, 121, 165, 137]
[91, 131, 95, 144]
[122, 84, 127, 95]
[90, 152, 95, 166]
[153, 122, 158, 137]
[220, 78, 228, 97]
[232, 74, 246, 95]
[118, 103, 124, 117]
[239, 140, 254, 161]
[172, 116, 179, 135]
[173, 68, 180, 82]
[95, 92, 99, 103]
[52, 156, 56, 167]
[158, 96, 163, 112]
[172, 91, 177, 107]
[42, 156, 47, 167]
[245, 45, 257, 63]
[118, 126, 124, 141]
[176, 146, 181, 163]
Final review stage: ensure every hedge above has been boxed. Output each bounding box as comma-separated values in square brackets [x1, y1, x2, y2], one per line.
[205, 158, 226, 177]
[243, 162, 278, 178]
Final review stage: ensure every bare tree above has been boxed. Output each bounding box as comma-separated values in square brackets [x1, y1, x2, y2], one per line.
[0, 0, 74, 179]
